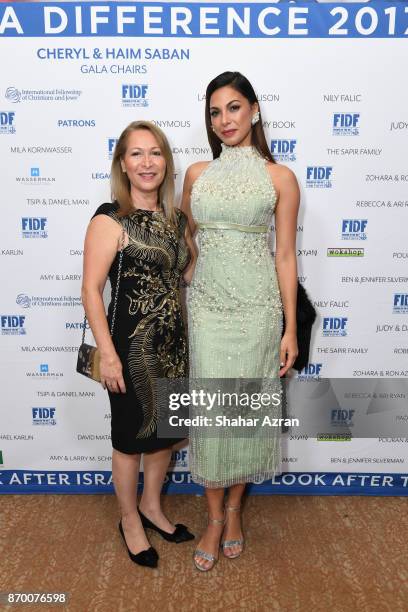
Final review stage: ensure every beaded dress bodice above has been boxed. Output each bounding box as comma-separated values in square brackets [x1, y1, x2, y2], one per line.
[191, 144, 277, 226]
[189, 144, 281, 316]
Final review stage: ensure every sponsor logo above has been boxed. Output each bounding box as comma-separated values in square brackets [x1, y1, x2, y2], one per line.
[393, 294, 408, 314]
[0, 111, 16, 134]
[32, 407, 56, 426]
[108, 138, 118, 160]
[1, 315, 26, 335]
[306, 166, 333, 188]
[5, 87, 82, 103]
[57, 119, 95, 128]
[327, 248, 364, 257]
[16, 293, 81, 308]
[317, 433, 352, 442]
[21, 217, 47, 238]
[16, 294, 31, 308]
[170, 449, 188, 469]
[322, 317, 348, 337]
[26, 364, 63, 379]
[5, 87, 21, 103]
[16, 169, 56, 185]
[331, 409, 355, 427]
[333, 112, 360, 136]
[271, 139, 297, 162]
[341, 219, 367, 240]
[122, 84, 148, 107]
[297, 363, 323, 380]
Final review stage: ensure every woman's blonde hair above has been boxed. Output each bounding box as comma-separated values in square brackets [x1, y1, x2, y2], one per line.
[111, 120, 176, 222]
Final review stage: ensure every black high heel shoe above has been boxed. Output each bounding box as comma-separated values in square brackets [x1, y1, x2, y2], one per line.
[138, 508, 195, 543]
[118, 520, 158, 568]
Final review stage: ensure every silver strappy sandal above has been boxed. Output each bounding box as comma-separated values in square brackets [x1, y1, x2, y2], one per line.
[193, 515, 225, 572]
[221, 505, 244, 559]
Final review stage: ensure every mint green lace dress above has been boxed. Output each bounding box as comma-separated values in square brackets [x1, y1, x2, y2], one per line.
[188, 144, 283, 488]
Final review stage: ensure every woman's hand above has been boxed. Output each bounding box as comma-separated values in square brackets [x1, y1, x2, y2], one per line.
[279, 332, 298, 377]
[182, 261, 196, 286]
[100, 352, 126, 393]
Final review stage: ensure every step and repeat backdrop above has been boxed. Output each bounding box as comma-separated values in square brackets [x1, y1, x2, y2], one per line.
[1, 1, 407, 495]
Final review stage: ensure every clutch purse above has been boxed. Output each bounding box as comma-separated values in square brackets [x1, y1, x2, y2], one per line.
[76, 226, 125, 382]
[282, 281, 316, 372]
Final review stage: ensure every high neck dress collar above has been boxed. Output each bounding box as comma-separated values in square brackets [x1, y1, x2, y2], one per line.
[219, 143, 261, 161]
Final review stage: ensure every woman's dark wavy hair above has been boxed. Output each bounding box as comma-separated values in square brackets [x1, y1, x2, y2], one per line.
[205, 71, 275, 163]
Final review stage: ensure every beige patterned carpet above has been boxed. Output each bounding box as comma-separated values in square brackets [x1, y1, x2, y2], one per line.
[1, 494, 407, 612]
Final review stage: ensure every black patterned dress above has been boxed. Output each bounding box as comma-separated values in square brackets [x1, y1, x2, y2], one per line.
[93, 202, 190, 454]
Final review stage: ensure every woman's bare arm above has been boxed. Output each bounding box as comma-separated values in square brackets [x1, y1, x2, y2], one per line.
[81, 215, 126, 392]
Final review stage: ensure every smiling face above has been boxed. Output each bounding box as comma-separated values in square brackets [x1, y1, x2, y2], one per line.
[120, 128, 166, 197]
[209, 85, 259, 147]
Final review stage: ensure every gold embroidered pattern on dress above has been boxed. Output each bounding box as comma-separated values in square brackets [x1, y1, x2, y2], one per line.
[108, 207, 189, 439]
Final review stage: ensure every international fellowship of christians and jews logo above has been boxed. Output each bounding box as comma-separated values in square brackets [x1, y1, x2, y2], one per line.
[5, 87, 21, 103]
[16, 294, 31, 308]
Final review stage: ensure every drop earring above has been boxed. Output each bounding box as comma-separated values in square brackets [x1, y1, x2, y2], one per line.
[251, 111, 260, 126]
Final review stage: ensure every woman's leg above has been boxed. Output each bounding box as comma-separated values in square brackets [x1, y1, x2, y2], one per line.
[194, 487, 225, 570]
[222, 482, 246, 557]
[138, 447, 175, 533]
[112, 448, 150, 553]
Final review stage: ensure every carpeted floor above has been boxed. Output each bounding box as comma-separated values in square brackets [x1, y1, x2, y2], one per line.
[1, 494, 407, 612]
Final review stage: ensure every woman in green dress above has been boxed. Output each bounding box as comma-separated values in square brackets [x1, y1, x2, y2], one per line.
[182, 72, 300, 571]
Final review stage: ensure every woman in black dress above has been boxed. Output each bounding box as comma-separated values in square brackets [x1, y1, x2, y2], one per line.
[82, 121, 195, 568]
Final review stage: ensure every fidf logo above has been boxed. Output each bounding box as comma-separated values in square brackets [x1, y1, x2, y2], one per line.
[108, 137, 118, 160]
[393, 294, 408, 314]
[1, 315, 26, 335]
[298, 363, 323, 380]
[122, 85, 148, 108]
[21, 217, 47, 238]
[271, 139, 297, 162]
[323, 317, 348, 337]
[341, 219, 367, 240]
[331, 409, 355, 427]
[32, 407, 56, 426]
[170, 449, 188, 468]
[0, 111, 16, 134]
[306, 166, 333, 188]
[333, 113, 360, 136]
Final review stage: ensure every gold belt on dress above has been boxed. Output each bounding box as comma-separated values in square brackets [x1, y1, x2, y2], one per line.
[197, 221, 268, 234]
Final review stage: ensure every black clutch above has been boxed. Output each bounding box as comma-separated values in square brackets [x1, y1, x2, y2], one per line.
[282, 281, 316, 372]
